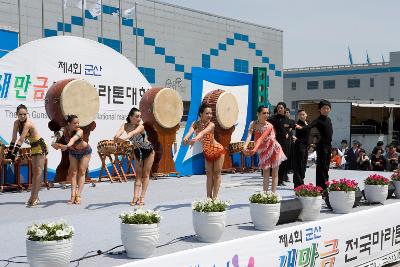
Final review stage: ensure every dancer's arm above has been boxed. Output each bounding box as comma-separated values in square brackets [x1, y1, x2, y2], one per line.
[191, 122, 214, 143]
[61, 129, 83, 151]
[183, 122, 196, 145]
[113, 123, 126, 140]
[251, 124, 273, 153]
[243, 122, 254, 155]
[121, 124, 145, 141]
[5, 120, 23, 161]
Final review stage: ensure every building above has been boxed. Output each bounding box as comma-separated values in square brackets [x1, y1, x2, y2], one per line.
[0, 0, 284, 112]
[283, 51, 400, 110]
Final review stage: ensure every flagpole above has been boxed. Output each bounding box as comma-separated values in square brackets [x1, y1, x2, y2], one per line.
[100, 0, 103, 43]
[82, 0, 85, 37]
[119, 0, 122, 53]
[41, 0, 44, 38]
[18, 0, 21, 46]
[135, 1, 138, 66]
[62, 0, 65, 35]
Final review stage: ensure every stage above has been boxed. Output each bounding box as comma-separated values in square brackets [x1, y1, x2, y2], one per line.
[0, 168, 399, 266]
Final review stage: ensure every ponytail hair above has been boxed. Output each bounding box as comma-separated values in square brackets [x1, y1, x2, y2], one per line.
[66, 114, 78, 123]
[126, 107, 140, 123]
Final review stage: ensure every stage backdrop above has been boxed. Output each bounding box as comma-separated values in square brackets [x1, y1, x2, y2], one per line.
[175, 67, 253, 175]
[0, 36, 151, 179]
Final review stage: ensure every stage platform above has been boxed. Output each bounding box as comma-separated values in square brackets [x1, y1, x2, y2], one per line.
[1, 168, 400, 266]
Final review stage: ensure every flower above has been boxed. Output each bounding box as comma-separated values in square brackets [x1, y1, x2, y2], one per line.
[249, 191, 281, 204]
[294, 183, 323, 197]
[26, 219, 74, 241]
[326, 178, 358, 192]
[365, 174, 390, 185]
[191, 198, 231, 212]
[119, 208, 162, 224]
[391, 170, 400, 182]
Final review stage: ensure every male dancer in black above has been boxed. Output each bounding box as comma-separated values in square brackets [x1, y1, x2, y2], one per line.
[293, 109, 311, 188]
[297, 100, 332, 190]
[268, 102, 293, 186]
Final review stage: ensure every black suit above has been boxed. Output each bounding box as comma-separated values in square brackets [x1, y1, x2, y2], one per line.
[293, 120, 310, 188]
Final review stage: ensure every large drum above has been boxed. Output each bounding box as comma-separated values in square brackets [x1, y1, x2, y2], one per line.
[45, 79, 100, 127]
[202, 89, 239, 129]
[140, 87, 183, 129]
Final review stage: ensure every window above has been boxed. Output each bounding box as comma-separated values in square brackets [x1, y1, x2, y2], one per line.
[347, 79, 360, 88]
[323, 80, 335, 89]
[0, 29, 18, 58]
[370, 78, 374, 87]
[234, 59, 249, 73]
[390, 77, 395, 86]
[307, 81, 319, 90]
[291, 101, 296, 110]
[291, 82, 296, 90]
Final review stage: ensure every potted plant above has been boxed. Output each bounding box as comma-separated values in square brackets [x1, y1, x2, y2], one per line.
[391, 171, 400, 199]
[294, 184, 323, 221]
[249, 191, 281, 230]
[364, 174, 389, 204]
[326, 179, 358, 214]
[192, 198, 230, 242]
[120, 209, 161, 258]
[26, 219, 74, 267]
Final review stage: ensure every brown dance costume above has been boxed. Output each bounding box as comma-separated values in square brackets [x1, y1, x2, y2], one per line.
[194, 121, 225, 161]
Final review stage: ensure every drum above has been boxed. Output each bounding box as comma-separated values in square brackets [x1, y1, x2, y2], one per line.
[228, 141, 244, 154]
[116, 140, 131, 155]
[18, 147, 32, 160]
[45, 79, 100, 127]
[202, 89, 239, 129]
[140, 87, 183, 129]
[97, 140, 116, 155]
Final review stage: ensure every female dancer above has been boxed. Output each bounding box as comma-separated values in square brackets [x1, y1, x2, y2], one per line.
[243, 105, 287, 192]
[52, 115, 91, 205]
[183, 103, 225, 199]
[6, 104, 48, 207]
[114, 107, 154, 206]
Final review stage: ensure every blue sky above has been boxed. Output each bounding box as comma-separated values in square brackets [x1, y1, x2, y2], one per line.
[160, 0, 400, 68]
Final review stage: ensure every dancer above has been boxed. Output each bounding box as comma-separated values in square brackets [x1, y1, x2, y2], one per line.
[183, 104, 225, 199]
[114, 107, 154, 206]
[293, 109, 310, 188]
[53, 115, 91, 205]
[243, 105, 287, 193]
[5, 104, 48, 207]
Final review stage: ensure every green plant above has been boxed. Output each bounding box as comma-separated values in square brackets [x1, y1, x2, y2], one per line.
[27, 220, 74, 241]
[119, 209, 161, 224]
[192, 198, 230, 212]
[249, 191, 281, 204]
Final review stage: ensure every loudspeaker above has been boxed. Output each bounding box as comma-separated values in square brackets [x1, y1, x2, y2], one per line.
[325, 189, 362, 209]
[277, 198, 302, 225]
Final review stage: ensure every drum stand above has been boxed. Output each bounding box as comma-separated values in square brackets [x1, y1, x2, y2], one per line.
[98, 151, 124, 183]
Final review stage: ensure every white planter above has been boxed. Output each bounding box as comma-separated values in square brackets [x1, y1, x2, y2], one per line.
[26, 239, 72, 267]
[364, 185, 388, 204]
[394, 181, 400, 199]
[192, 211, 226, 242]
[297, 196, 322, 221]
[121, 223, 160, 258]
[329, 191, 355, 214]
[250, 202, 280, 230]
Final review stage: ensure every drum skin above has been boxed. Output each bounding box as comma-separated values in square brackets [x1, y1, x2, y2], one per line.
[140, 87, 183, 129]
[45, 79, 74, 128]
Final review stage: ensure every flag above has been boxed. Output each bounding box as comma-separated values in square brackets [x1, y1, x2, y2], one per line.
[88, 0, 101, 18]
[124, 7, 135, 18]
[348, 47, 353, 65]
[366, 50, 370, 64]
[64, 0, 86, 9]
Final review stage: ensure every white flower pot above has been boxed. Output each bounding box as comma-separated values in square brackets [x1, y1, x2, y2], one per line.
[394, 181, 400, 199]
[329, 191, 355, 214]
[121, 223, 160, 258]
[364, 185, 388, 204]
[26, 239, 72, 267]
[250, 202, 280, 230]
[297, 196, 322, 221]
[192, 211, 226, 242]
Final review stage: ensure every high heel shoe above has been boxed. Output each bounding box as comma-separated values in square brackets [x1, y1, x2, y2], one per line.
[138, 197, 145, 207]
[27, 198, 40, 208]
[74, 195, 81, 205]
[67, 195, 76, 205]
[130, 197, 139, 206]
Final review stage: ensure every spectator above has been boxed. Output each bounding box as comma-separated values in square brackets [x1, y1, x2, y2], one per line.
[372, 141, 384, 157]
[386, 145, 399, 171]
[330, 148, 342, 168]
[307, 144, 317, 167]
[371, 148, 386, 171]
[338, 139, 349, 169]
[346, 140, 360, 170]
[357, 149, 370, 171]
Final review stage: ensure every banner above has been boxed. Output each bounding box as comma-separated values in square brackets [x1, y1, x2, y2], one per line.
[0, 36, 151, 179]
[118, 202, 400, 267]
[174, 67, 253, 175]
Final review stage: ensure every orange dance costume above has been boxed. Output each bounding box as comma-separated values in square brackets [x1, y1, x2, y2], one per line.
[194, 121, 225, 161]
[252, 121, 287, 169]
